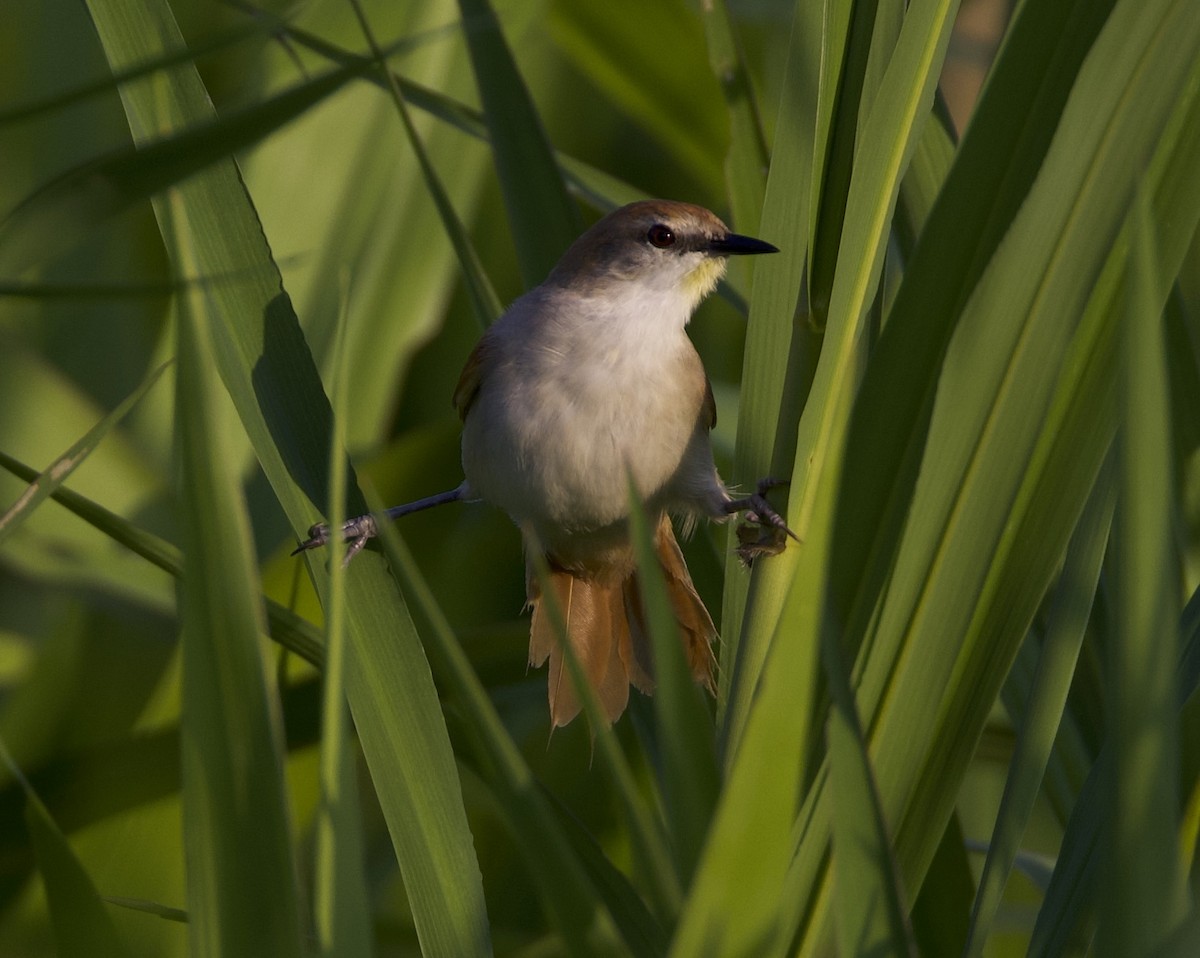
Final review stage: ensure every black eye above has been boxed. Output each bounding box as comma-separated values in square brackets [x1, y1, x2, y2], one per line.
[646, 224, 676, 249]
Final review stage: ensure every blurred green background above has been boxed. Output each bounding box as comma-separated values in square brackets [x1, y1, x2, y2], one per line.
[3, 0, 1200, 955]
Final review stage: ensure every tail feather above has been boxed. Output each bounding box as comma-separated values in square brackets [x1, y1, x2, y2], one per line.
[526, 515, 717, 727]
[529, 569, 631, 727]
[652, 516, 717, 693]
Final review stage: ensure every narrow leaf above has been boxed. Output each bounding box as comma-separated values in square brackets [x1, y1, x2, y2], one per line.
[524, 543, 682, 926]
[313, 287, 372, 958]
[626, 482, 720, 891]
[825, 612, 915, 958]
[0, 61, 369, 277]
[371, 511, 651, 957]
[0, 737, 128, 958]
[0, 448, 325, 668]
[701, 0, 769, 234]
[456, 0, 580, 287]
[345, 0, 502, 327]
[81, 0, 493, 953]
[965, 457, 1116, 955]
[173, 239, 305, 957]
[0, 361, 169, 548]
[829, 0, 1117, 646]
[1100, 187, 1187, 957]
[719, 0, 822, 754]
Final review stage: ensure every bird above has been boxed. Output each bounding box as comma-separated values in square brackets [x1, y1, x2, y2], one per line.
[296, 199, 792, 727]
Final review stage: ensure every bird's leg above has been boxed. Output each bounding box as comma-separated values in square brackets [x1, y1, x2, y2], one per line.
[724, 478, 798, 564]
[293, 487, 464, 566]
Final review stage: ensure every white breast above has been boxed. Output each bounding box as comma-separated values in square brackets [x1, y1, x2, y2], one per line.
[460, 284, 713, 537]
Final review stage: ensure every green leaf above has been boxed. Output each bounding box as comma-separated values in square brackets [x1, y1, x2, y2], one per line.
[724, 0, 961, 765]
[883, 0, 1200, 898]
[806, 0, 878, 320]
[626, 483, 720, 891]
[1030, 580, 1200, 955]
[0, 361, 169, 548]
[791, 0, 960, 552]
[0, 61, 370, 277]
[544, 1, 724, 194]
[524, 543, 682, 928]
[0, 738, 129, 958]
[964, 458, 1116, 956]
[0, 448, 325, 668]
[79, 1, 493, 954]
[1100, 187, 1187, 957]
[371, 510, 647, 957]
[231, 10, 647, 217]
[103, 896, 189, 924]
[539, 784, 668, 957]
[701, 3, 963, 948]
[829, 0, 1117, 652]
[785, 0, 1200, 946]
[825, 615, 915, 958]
[313, 288, 373, 958]
[718, 0, 822, 755]
[701, 0, 769, 235]
[344, 0, 502, 330]
[173, 228, 305, 958]
[456, 0, 581, 287]
[909, 815, 973, 958]
[0, 24, 260, 128]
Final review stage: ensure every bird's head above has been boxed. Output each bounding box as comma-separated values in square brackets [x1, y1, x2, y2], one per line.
[545, 200, 778, 310]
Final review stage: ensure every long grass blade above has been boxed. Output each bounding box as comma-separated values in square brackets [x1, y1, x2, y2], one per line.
[0, 61, 370, 277]
[806, 0, 876, 321]
[786, 0, 1200, 947]
[825, 607, 915, 957]
[1030, 582, 1200, 955]
[455, 0, 580, 287]
[701, 0, 769, 235]
[886, 0, 1200, 893]
[718, 0, 822, 753]
[1100, 187, 1188, 957]
[346, 0, 502, 328]
[371, 510, 655, 957]
[625, 482, 719, 891]
[0, 449, 325, 667]
[964, 457, 1116, 955]
[0, 737, 129, 958]
[172, 229, 305, 957]
[0, 24, 261, 127]
[828, 0, 1117, 653]
[313, 283, 372, 958]
[524, 543, 682, 928]
[225, 5, 647, 217]
[0, 362, 169, 548]
[80, 1, 493, 953]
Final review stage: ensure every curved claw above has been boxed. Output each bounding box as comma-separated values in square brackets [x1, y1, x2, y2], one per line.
[291, 514, 380, 567]
[725, 478, 798, 565]
[724, 477, 799, 541]
[292, 522, 330, 555]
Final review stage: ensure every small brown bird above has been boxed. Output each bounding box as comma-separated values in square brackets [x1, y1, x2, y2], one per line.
[298, 200, 791, 726]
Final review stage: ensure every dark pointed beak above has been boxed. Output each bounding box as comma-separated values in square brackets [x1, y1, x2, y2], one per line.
[708, 232, 779, 256]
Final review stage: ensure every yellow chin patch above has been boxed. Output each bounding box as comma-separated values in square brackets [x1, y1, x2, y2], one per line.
[683, 257, 727, 306]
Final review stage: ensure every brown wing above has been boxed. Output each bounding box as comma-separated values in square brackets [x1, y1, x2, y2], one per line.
[452, 337, 489, 421]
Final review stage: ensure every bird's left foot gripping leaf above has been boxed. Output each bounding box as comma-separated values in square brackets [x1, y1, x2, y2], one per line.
[293, 514, 380, 566]
[726, 478, 798, 565]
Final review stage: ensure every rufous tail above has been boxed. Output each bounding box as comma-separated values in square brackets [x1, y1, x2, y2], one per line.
[527, 516, 717, 727]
